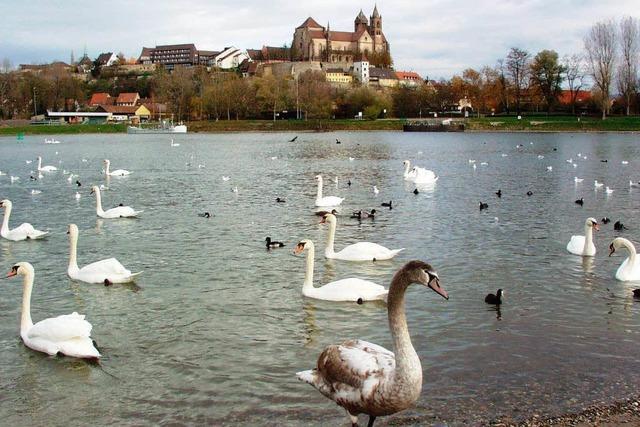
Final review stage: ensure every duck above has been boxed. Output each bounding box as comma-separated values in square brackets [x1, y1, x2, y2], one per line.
[608, 237, 640, 281]
[6, 262, 100, 360]
[276, 197, 286, 203]
[90, 186, 142, 218]
[381, 200, 393, 209]
[296, 260, 448, 427]
[485, 289, 503, 305]
[314, 175, 344, 207]
[293, 239, 388, 302]
[320, 213, 403, 261]
[198, 212, 213, 218]
[479, 202, 488, 210]
[36, 156, 57, 172]
[602, 217, 611, 224]
[76, 180, 82, 187]
[566, 217, 599, 256]
[67, 224, 141, 285]
[413, 188, 419, 195]
[265, 237, 285, 249]
[496, 189, 502, 198]
[315, 208, 338, 217]
[0, 200, 48, 241]
[103, 159, 131, 176]
[614, 221, 627, 231]
[575, 198, 584, 206]
[527, 191, 533, 196]
[336, 138, 341, 144]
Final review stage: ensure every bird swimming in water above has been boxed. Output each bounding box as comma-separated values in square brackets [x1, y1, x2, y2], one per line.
[265, 237, 285, 249]
[614, 221, 627, 231]
[485, 289, 503, 305]
[496, 189, 502, 198]
[335, 138, 341, 144]
[413, 188, 419, 195]
[381, 201, 393, 209]
[276, 197, 286, 203]
[575, 198, 584, 206]
[198, 212, 213, 218]
[527, 191, 533, 196]
[479, 202, 488, 210]
[602, 217, 611, 224]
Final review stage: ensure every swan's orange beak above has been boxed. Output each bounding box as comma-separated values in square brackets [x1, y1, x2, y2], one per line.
[6, 269, 17, 278]
[428, 276, 448, 300]
[319, 216, 326, 224]
[293, 242, 305, 255]
[593, 223, 600, 231]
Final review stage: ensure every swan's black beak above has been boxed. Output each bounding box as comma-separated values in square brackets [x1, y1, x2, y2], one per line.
[427, 274, 448, 300]
[609, 243, 616, 257]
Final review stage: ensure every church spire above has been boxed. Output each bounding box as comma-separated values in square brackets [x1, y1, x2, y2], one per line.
[372, 4, 380, 18]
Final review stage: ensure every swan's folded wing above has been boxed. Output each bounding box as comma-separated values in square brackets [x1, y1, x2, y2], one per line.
[13, 223, 36, 234]
[317, 339, 394, 389]
[27, 312, 92, 341]
[81, 258, 130, 276]
[321, 279, 387, 296]
[106, 206, 138, 217]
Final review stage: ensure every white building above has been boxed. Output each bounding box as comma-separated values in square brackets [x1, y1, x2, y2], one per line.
[353, 60, 369, 84]
[213, 47, 251, 69]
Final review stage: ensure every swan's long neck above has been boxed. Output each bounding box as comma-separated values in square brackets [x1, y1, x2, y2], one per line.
[94, 189, 105, 215]
[386, 268, 421, 389]
[68, 231, 79, 273]
[620, 238, 637, 270]
[316, 178, 323, 200]
[104, 161, 110, 175]
[584, 223, 593, 252]
[37, 158, 42, 170]
[324, 219, 336, 257]
[302, 243, 315, 291]
[20, 271, 34, 336]
[1, 203, 11, 235]
[403, 162, 411, 178]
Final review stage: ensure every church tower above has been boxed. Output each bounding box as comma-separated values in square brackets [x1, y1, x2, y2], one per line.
[370, 5, 382, 36]
[354, 9, 368, 32]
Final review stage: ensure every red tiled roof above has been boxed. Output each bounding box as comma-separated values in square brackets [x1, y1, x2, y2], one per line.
[98, 105, 146, 115]
[89, 93, 112, 106]
[297, 17, 323, 29]
[116, 93, 140, 104]
[396, 71, 422, 80]
[558, 90, 592, 105]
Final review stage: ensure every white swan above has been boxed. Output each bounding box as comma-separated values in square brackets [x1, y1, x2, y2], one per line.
[90, 186, 142, 218]
[315, 175, 344, 207]
[7, 262, 100, 360]
[293, 239, 388, 302]
[403, 160, 438, 184]
[0, 200, 48, 241]
[67, 224, 142, 285]
[170, 138, 180, 147]
[566, 217, 599, 256]
[321, 213, 403, 261]
[609, 237, 640, 281]
[103, 159, 131, 176]
[37, 156, 57, 172]
[297, 260, 448, 427]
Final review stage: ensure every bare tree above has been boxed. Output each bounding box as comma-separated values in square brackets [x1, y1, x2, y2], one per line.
[617, 16, 639, 116]
[1, 57, 12, 73]
[562, 54, 586, 115]
[506, 47, 530, 115]
[584, 20, 616, 119]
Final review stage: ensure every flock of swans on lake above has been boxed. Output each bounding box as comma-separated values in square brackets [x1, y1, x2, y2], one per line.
[1, 139, 639, 427]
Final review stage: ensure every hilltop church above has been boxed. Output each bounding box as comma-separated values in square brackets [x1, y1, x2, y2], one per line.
[291, 6, 389, 65]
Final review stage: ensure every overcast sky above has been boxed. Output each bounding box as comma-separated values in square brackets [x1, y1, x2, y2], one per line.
[1, 0, 637, 78]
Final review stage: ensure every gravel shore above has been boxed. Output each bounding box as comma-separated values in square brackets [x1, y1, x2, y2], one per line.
[492, 396, 640, 426]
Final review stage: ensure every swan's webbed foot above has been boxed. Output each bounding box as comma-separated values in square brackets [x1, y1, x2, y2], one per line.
[103, 279, 113, 287]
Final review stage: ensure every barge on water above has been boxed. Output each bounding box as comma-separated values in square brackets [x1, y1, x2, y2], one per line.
[403, 119, 465, 132]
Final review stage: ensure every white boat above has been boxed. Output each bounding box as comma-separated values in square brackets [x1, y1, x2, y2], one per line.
[127, 122, 187, 134]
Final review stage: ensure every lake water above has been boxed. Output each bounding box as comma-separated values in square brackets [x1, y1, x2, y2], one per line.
[0, 131, 639, 426]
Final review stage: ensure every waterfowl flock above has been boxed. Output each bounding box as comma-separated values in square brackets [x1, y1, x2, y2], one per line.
[1, 136, 639, 426]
